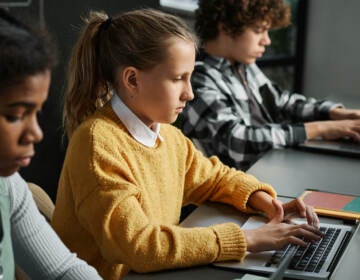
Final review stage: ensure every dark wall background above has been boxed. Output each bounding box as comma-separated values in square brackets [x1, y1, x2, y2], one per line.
[18, 0, 159, 200]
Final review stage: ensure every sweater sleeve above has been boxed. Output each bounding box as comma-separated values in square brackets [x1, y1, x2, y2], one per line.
[78, 187, 247, 272]
[7, 173, 101, 280]
[181, 136, 277, 212]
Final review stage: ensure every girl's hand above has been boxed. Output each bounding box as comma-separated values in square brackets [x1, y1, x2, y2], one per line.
[282, 198, 319, 228]
[245, 202, 322, 253]
[243, 217, 322, 253]
[266, 198, 319, 228]
[248, 191, 319, 228]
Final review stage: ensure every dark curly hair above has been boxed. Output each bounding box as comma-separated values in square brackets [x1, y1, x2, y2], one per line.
[0, 8, 57, 91]
[195, 0, 291, 43]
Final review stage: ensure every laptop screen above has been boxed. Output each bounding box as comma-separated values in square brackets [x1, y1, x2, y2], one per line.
[297, 140, 360, 157]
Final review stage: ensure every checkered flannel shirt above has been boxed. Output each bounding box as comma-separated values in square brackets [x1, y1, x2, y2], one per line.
[181, 52, 342, 170]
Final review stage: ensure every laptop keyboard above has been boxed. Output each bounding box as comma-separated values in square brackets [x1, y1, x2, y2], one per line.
[268, 226, 340, 273]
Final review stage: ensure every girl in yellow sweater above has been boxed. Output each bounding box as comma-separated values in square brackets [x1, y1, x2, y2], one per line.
[52, 9, 322, 280]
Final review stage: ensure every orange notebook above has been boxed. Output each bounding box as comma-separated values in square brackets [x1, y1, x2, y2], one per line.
[300, 190, 360, 220]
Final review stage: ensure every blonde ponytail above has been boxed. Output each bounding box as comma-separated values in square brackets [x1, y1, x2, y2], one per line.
[63, 11, 111, 138]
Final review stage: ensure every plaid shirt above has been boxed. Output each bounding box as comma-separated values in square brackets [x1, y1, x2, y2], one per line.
[181, 52, 342, 170]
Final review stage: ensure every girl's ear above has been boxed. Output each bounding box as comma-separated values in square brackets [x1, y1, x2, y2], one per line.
[122, 66, 139, 92]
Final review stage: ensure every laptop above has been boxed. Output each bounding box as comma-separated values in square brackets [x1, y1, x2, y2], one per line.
[159, 0, 198, 13]
[297, 139, 360, 157]
[180, 203, 357, 280]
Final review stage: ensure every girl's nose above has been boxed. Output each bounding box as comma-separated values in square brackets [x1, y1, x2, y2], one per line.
[183, 80, 194, 101]
[21, 117, 43, 145]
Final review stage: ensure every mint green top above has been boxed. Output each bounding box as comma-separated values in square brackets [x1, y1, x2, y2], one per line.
[1, 173, 101, 279]
[0, 177, 15, 279]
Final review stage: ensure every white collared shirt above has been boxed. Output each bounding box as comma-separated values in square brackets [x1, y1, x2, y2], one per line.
[111, 93, 163, 147]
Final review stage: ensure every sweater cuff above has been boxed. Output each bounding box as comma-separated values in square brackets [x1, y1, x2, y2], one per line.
[230, 179, 277, 213]
[319, 101, 344, 120]
[289, 123, 307, 144]
[211, 223, 247, 262]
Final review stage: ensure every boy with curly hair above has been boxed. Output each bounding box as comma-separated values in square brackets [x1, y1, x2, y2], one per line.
[181, 0, 360, 170]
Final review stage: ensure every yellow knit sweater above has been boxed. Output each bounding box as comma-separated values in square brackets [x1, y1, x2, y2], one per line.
[52, 105, 276, 280]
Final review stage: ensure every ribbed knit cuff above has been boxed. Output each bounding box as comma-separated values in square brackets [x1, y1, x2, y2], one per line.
[230, 179, 277, 213]
[211, 223, 247, 262]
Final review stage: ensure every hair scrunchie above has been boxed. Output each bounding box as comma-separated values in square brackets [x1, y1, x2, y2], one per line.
[100, 17, 112, 30]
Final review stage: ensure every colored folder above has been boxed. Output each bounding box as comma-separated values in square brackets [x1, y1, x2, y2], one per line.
[300, 190, 360, 220]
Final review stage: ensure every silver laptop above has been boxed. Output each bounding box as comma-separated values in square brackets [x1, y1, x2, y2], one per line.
[159, 0, 198, 13]
[297, 140, 360, 157]
[181, 203, 357, 280]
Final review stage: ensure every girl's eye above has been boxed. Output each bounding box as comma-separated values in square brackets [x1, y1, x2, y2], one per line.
[174, 76, 183, 81]
[5, 115, 22, 122]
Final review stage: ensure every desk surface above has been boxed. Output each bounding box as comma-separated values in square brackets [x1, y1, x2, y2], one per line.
[123, 265, 242, 280]
[247, 148, 360, 197]
[124, 148, 360, 280]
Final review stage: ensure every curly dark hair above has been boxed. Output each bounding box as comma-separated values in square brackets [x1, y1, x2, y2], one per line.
[195, 0, 291, 43]
[0, 8, 57, 91]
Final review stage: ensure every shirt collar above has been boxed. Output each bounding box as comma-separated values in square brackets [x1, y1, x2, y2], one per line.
[111, 93, 163, 147]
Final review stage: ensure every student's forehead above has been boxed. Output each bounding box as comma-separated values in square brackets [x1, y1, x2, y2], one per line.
[0, 91, 35, 108]
[164, 39, 195, 63]
[252, 20, 272, 29]
[1, 81, 47, 106]
[164, 37, 195, 52]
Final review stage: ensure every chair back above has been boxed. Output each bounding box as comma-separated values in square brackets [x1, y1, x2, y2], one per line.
[27, 182, 54, 222]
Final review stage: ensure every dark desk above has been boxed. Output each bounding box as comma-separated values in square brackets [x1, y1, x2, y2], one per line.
[247, 148, 360, 197]
[249, 148, 360, 280]
[123, 265, 242, 280]
[124, 148, 360, 280]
